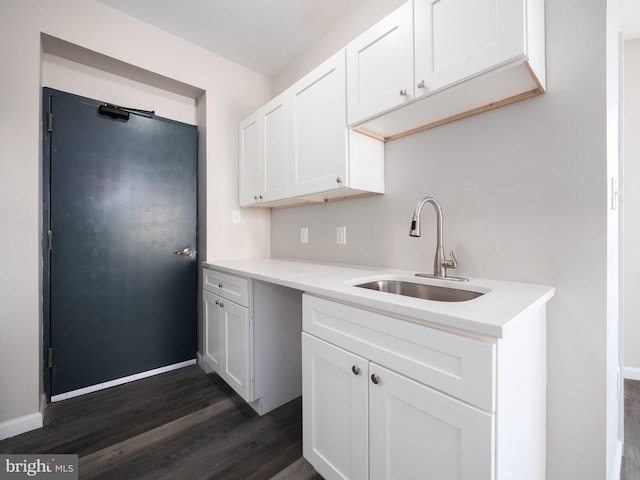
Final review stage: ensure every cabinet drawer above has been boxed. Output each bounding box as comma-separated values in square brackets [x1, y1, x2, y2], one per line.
[303, 295, 496, 412]
[203, 269, 250, 307]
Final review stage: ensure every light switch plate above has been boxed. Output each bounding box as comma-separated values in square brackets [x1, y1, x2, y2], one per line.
[300, 227, 309, 244]
[232, 210, 241, 224]
[336, 226, 346, 245]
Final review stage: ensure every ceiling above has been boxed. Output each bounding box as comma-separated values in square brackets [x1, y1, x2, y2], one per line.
[97, 0, 368, 77]
[99, 0, 640, 78]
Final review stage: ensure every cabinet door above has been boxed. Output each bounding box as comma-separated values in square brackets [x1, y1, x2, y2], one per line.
[414, 0, 525, 97]
[203, 290, 222, 373]
[239, 112, 260, 206]
[369, 363, 494, 480]
[302, 333, 368, 480]
[260, 92, 289, 202]
[288, 50, 347, 197]
[220, 298, 252, 401]
[346, 1, 414, 125]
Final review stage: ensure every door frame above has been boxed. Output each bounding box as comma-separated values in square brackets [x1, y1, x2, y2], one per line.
[41, 87, 199, 401]
[42, 88, 53, 401]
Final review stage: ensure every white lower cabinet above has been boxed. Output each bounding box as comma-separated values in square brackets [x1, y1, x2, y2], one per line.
[203, 290, 222, 374]
[219, 295, 251, 400]
[303, 294, 547, 480]
[201, 268, 303, 415]
[303, 333, 492, 480]
[302, 333, 369, 480]
[203, 289, 251, 401]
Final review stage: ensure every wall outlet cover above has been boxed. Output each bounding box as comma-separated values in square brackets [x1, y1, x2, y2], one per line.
[300, 227, 309, 244]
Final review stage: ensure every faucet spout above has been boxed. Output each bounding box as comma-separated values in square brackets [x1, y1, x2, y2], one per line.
[409, 197, 467, 281]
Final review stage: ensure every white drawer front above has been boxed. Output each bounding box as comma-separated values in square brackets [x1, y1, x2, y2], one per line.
[203, 269, 250, 307]
[303, 294, 496, 412]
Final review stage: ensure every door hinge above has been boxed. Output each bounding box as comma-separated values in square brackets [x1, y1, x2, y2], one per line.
[48, 230, 53, 251]
[47, 112, 54, 132]
[48, 348, 53, 368]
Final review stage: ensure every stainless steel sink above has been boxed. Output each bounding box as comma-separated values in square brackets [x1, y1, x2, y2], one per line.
[355, 280, 483, 302]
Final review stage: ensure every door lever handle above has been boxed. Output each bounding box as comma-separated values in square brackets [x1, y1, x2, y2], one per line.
[174, 247, 195, 257]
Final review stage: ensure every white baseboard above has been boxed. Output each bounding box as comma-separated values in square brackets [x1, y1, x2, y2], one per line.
[51, 359, 196, 402]
[0, 412, 43, 440]
[624, 366, 640, 380]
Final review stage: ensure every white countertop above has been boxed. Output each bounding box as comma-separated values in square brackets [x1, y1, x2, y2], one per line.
[202, 257, 555, 338]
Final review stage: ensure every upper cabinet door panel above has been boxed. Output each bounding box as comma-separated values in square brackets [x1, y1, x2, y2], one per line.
[238, 113, 260, 206]
[288, 50, 347, 197]
[347, 2, 414, 125]
[260, 93, 288, 202]
[414, 0, 525, 96]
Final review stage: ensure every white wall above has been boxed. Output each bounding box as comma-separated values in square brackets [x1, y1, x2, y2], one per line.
[42, 54, 198, 125]
[270, 0, 613, 478]
[0, 0, 272, 436]
[624, 39, 640, 375]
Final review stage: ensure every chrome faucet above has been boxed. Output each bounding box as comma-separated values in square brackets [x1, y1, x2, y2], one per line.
[409, 197, 468, 282]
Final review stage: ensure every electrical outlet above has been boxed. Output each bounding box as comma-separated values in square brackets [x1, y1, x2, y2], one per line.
[336, 226, 346, 245]
[300, 227, 309, 244]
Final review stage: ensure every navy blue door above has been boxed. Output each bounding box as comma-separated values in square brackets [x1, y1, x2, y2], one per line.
[44, 88, 197, 397]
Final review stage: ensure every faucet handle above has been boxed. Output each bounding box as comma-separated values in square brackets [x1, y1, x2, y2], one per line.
[442, 250, 458, 269]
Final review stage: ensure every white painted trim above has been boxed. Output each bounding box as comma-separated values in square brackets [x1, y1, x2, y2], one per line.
[624, 366, 640, 380]
[0, 412, 43, 440]
[610, 439, 622, 480]
[51, 359, 196, 402]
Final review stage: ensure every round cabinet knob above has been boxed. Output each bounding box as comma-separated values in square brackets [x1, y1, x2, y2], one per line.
[218, 283, 223, 288]
[400, 88, 407, 96]
[352, 365, 361, 376]
[219, 302, 224, 308]
[417, 80, 425, 89]
[215, 300, 219, 305]
[336, 177, 342, 184]
[259, 195, 263, 200]
[254, 195, 258, 200]
[371, 374, 380, 385]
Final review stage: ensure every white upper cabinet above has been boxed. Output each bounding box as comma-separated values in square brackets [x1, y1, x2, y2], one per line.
[288, 50, 384, 200]
[259, 92, 289, 203]
[348, 0, 545, 141]
[302, 333, 369, 480]
[288, 50, 348, 197]
[239, 93, 289, 207]
[239, 49, 384, 208]
[414, 0, 525, 96]
[347, 2, 414, 125]
[238, 112, 260, 207]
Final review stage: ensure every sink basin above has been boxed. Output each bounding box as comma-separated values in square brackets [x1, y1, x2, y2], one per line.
[355, 279, 484, 302]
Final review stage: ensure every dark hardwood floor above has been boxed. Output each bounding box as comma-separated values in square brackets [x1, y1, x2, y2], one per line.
[624, 379, 640, 480]
[0, 365, 322, 480]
